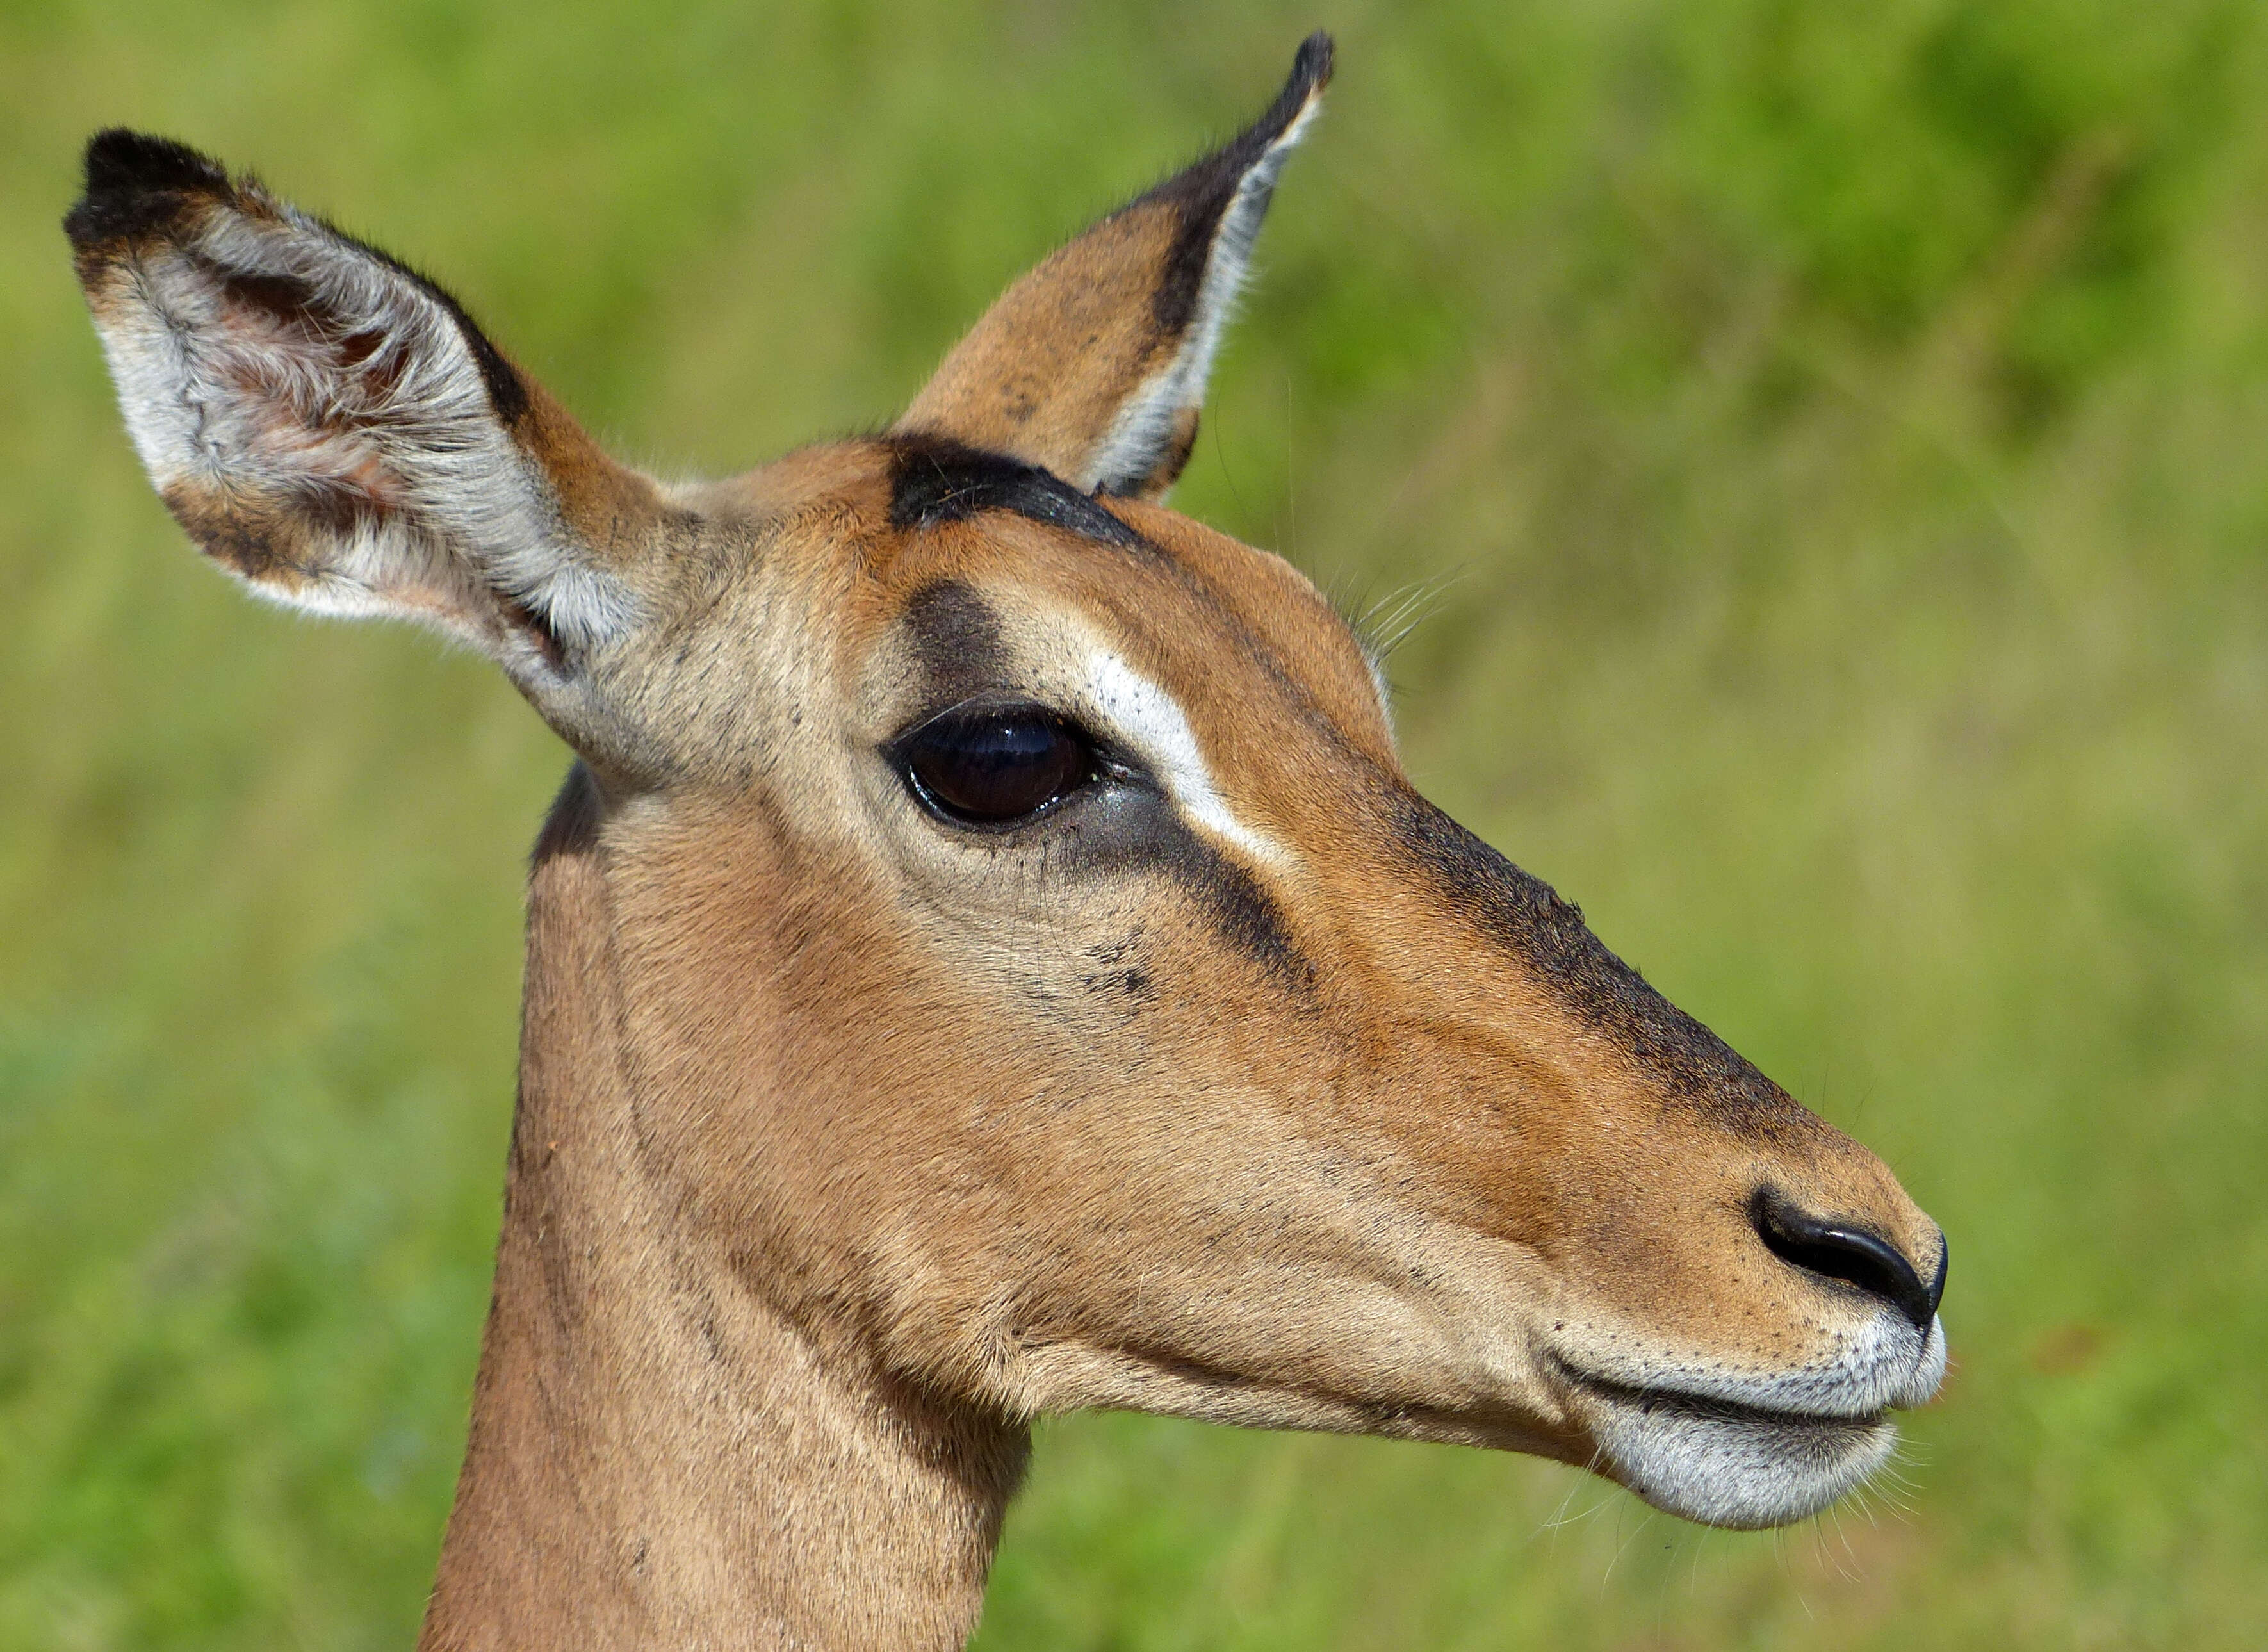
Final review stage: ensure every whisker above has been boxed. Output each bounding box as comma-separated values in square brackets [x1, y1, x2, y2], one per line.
[1601, 1504, 1655, 1589]
[1337, 565, 1469, 669]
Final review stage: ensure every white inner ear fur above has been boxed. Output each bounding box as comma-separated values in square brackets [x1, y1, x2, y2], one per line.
[1081, 93, 1325, 498]
[1078, 648, 1288, 868]
[101, 201, 633, 649]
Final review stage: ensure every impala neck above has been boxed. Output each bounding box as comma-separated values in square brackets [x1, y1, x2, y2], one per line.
[418, 767, 1028, 1652]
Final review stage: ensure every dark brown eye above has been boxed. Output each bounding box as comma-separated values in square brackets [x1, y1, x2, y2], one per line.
[900, 707, 1092, 825]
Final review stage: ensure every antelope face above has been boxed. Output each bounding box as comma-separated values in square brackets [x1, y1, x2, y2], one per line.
[67, 36, 1943, 1530]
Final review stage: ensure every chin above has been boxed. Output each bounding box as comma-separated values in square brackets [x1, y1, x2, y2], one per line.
[1589, 1388, 1904, 1528]
[1566, 1316, 1946, 1530]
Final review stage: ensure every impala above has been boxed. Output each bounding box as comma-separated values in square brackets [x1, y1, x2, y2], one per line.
[67, 33, 1946, 1651]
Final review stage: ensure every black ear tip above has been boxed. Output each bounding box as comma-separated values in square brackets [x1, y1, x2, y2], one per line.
[1292, 30, 1336, 93]
[67, 128, 233, 252]
[81, 127, 229, 199]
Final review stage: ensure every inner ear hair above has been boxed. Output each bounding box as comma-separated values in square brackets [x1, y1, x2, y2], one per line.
[64, 128, 643, 664]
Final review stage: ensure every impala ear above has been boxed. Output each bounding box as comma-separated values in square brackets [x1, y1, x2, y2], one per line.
[64, 130, 662, 671]
[895, 32, 1332, 502]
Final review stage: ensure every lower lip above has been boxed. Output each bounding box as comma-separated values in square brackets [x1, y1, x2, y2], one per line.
[1560, 1364, 1889, 1432]
[1579, 1375, 1887, 1433]
[1563, 1368, 1899, 1528]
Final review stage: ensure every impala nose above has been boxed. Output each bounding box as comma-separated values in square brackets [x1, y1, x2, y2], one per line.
[1750, 1188, 1946, 1331]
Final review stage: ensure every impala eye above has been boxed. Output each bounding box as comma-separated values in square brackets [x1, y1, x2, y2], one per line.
[899, 705, 1094, 825]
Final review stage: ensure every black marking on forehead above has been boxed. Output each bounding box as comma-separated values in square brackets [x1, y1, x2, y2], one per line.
[888, 434, 1150, 552]
[1389, 792, 1799, 1137]
[901, 578, 1011, 707]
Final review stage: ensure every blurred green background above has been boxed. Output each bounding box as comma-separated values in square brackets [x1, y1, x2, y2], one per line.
[3, 0, 2264, 1646]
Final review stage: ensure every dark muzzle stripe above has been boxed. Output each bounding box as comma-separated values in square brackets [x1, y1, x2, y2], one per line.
[1387, 789, 1797, 1135]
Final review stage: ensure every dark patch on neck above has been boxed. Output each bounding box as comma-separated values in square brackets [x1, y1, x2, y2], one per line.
[1389, 791, 1795, 1135]
[887, 434, 1149, 552]
[532, 760, 605, 867]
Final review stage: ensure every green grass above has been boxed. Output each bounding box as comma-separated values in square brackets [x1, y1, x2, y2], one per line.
[3, 1, 2265, 1646]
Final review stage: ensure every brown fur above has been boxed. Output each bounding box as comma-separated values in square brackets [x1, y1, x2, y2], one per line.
[423, 769, 1026, 1649]
[897, 202, 1194, 490]
[66, 38, 1946, 1652]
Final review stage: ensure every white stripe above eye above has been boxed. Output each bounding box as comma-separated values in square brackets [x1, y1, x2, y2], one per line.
[1079, 649, 1287, 867]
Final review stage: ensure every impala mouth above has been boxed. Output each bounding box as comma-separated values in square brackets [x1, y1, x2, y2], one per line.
[1557, 1361, 1907, 1530]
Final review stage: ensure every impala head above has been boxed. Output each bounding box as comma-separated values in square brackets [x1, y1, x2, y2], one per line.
[68, 35, 1945, 1530]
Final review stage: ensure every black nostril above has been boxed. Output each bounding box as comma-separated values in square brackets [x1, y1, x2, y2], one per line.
[1750, 1188, 1944, 1332]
